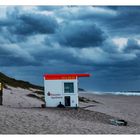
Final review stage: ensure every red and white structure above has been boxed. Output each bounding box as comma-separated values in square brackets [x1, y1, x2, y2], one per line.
[44, 73, 90, 107]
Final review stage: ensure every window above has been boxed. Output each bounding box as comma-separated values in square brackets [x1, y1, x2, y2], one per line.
[64, 82, 74, 93]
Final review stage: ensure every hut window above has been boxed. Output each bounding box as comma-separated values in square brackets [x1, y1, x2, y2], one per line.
[64, 82, 74, 93]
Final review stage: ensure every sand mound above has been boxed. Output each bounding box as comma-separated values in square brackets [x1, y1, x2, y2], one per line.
[45, 108, 116, 125]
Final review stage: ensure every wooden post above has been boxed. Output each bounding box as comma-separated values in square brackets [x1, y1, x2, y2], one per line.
[0, 83, 3, 105]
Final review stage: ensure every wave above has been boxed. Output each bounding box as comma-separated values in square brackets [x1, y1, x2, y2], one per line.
[85, 91, 140, 96]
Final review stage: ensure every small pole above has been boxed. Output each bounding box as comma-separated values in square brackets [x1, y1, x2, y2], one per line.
[0, 83, 3, 105]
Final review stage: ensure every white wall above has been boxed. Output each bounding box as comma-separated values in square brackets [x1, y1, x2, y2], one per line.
[44, 78, 78, 107]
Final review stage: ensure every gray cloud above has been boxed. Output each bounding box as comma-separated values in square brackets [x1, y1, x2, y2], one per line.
[0, 7, 58, 40]
[0, 43, 41, 66]
[8, 13, 58, 36]
[53, 21, 107, 48]
[124, 39, 140, 52]
[99, 7, 140, 36]
[55, 6, 140, 37]
[37, 6, 63, 11]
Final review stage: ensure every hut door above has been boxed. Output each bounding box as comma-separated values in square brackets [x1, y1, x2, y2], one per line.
[65, 96, 71, 106]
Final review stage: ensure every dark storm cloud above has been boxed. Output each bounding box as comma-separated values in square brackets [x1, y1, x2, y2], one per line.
[0, 43, 41, 66]
[56, 6, 115, 18]
[0, 56, 39, 66]
[104, 6, 119, 10]
[30, 45, 80, 66]
[0, 6, 139, 67]
[0, 27, 27, 43]
[97, 6, 140, 36]
[0, 19, 14, 26]
[0, 7, 58, 41]
[37, 6, 63, 11]
[54, 21, 107, 48]
[7, 13, 58, 36]
[0, 6, 59, 66]
[56, 6, 140, 37]
[124, 39, 140, 52]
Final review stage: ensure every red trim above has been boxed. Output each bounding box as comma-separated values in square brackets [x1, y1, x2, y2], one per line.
[44, 73, 90, 80]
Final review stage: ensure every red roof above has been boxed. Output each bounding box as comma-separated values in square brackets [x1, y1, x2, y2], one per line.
[44, 73, 90, 80]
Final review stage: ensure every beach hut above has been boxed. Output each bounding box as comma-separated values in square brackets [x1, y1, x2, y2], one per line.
[44, 73, 90, 107]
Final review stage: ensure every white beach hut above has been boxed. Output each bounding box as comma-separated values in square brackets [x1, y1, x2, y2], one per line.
[44, 73, 90, 107]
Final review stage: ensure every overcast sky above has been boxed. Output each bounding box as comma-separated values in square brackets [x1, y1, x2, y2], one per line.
[0, 6, 140, 91]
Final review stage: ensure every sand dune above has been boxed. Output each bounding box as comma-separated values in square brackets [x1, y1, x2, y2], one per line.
[0, 87, 140, 134]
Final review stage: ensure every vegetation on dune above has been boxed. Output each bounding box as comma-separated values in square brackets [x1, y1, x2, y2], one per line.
[78, 96, 100, 104]
[33, 90, 44, 95]
[27, 93, 44, 102]
[0, 72, 43, 90]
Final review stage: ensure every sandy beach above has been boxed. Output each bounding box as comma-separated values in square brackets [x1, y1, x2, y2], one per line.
[0, 87, 140, 134]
